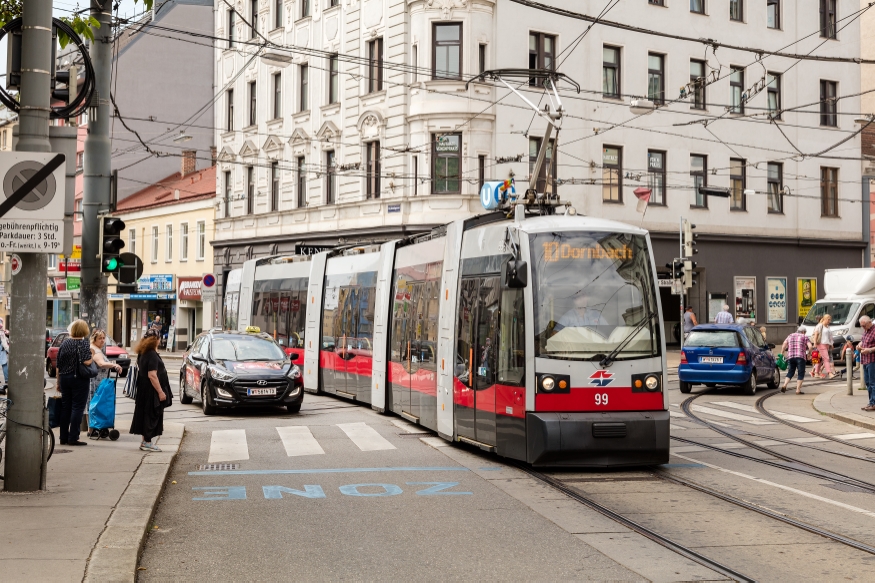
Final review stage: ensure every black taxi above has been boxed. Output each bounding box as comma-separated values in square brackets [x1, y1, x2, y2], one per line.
[179, 327, 303, 415]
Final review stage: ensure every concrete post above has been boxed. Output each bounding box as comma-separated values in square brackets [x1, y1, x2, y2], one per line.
[5, 0, 53, 492]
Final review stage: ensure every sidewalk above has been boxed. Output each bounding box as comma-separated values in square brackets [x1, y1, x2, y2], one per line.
[0, 387, 183, 583]
[813, 384, 875, 432]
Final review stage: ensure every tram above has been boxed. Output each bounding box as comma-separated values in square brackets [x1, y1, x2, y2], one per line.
[227, 202, 669, 467]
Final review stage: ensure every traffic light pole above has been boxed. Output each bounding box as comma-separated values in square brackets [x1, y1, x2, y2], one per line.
[6, 0, 52, 492]
[80, 0, 113, 332]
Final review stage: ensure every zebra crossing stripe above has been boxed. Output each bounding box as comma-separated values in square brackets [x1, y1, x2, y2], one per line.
[276, 426, 325, 457]
[337, 422, 397, 451]
[209, 429, 249, 463]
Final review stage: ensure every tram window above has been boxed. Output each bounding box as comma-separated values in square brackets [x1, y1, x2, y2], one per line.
[475, 277, 500, 389]
[498, 287, 525, 385]
[455, 278, 478, 384]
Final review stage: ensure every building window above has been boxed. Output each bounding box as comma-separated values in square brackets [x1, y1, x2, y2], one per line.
[603, 46, 620, 98]
[433, 133, 461, 194]
[821, 0, 836, 39]
[730, 158, 746, 211]
[246, 166, 255, 214]
[74, 198, 81, 220]
[690, 0, 704, 14]
[433, 23, 462, 80]
[730, 66, 744, 113]
[730, 0, 742, 21]
[48, 254, 57, 270]
[691, 154, 707, 207]
[366, 141, 381, 199]
[325, 151, 336, 204]
[649, 0, 664, 5]
[248, 81, 257, 126]
[180, 222, 189, 261]
[529, 137, 556, 194]
[368, 38, 383, 93]
[272, 73, 281, 119]
[330, 0, 339, 6]
[602, 146, 622, 203]
[270, 161, 280, 211]
[820, 80, 837, 127]
[412, 45, 418, 82]
[328, 55, 339, 104]
[129, 228, 136, 256]
[767, 73, 781, 119]
[413, 155, 419, 196]
[690, 59, 706, 109]
[528, 32, 555, 86]
[768, 162, 783, 213]
[227, 9, 236, 48]
[647, 53, 664, 105]
[301, 0, 310, 18]
[275, 0, 283, 28]
[151, 226, 158, 263]
[296, 156, 306, 207]
[76, 151, 84, 172]
[197, 221, 206, 260]
[226, 89, 234, 131]
[478, 154, 486, 191]
[821, 167, 838, 216]
[767, 0, 780, 28]
[250, 0, 259, 38]
[223, 170, 231, 217]
[478, 44, 486, 74]
[647, 150, 666, 205]
[165, 224, 173, 262]
[299, 64, 309, 112]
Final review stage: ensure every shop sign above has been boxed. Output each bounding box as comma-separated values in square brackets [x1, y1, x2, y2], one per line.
[435, 135, 460, 153]
[734, 276, 756, 321]
[798, 277, 817, 320]
[108, 293, 177, 300]
[138, 274, 174, 292]
[53, 277, 70, 298]
[766, 277, 787, 323]
[294, 245, 333, 256]
[178, 277, 203, 301]
[66, 276, 80, 291]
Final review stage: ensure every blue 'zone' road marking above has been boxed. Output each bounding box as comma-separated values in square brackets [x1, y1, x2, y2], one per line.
[188, 466, 486, 476]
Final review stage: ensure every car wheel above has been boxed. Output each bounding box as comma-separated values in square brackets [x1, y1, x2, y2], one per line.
[46, 358, 55, 378]
[179, 373, 193, 404]
[744, 370, 757, 395]
[767, 367, 780, 391]
[201, 383, 218, 415]
[286, 402, 302, 414]
[679, 380, 692, 394]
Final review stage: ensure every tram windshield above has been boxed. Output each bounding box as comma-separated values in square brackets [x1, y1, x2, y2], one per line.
[531, 231, 660, 361]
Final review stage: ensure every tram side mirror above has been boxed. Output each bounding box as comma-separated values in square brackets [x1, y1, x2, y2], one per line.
[504, 259, 528, 289]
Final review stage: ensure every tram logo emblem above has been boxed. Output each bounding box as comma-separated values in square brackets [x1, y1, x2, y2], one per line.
[589, 371, 614, 387]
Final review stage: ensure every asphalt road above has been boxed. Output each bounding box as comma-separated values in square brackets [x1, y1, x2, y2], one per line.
[136, 363, 875, 581]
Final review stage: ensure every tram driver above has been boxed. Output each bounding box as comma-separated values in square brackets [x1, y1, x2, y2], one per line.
[556, 294, 608, 329]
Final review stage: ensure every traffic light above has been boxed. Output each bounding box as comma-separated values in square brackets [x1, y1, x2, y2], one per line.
[683, 219, 699, 257]
[99, 216, 126, 274]
[683, 260, 698, 289]
[665, 261, 684, 280]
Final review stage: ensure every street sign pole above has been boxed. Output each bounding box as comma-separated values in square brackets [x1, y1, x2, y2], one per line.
[6, 0, 53, 492]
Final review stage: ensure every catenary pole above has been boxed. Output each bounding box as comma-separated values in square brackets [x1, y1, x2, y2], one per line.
[80, 0, 113, 333]
[5, 0, 53, 492]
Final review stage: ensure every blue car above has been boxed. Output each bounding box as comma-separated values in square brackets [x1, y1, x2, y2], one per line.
[678, 324, 779, 395]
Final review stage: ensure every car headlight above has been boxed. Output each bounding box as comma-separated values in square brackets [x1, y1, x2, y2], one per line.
[541, 376, 555, 392]
[215, 387, 234, 398]
[287, 365, 301, 380]
[209, 366, 235, 382]
[645, 375, 660, 391]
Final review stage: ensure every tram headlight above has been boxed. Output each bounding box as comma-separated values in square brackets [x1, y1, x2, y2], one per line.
[644, 375, 660, 391]
[541, 376, 555, 392]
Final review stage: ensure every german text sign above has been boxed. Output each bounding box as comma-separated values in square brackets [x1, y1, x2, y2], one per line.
[0, 153, 66, 253]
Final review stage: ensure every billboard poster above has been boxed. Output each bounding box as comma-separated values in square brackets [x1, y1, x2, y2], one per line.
[766, 277, 788, 323]
[798, 277, 817, 321]
[734, 276, 756, 321]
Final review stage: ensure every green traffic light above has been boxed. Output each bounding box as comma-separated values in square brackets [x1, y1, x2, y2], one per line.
[105, 257, 118, 271]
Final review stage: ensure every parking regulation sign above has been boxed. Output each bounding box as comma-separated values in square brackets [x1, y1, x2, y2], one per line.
[201, 273, 217, 302]
[0, 152, 66, 253]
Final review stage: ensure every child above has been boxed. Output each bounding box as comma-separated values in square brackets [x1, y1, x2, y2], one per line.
[839, 335, 860, 379]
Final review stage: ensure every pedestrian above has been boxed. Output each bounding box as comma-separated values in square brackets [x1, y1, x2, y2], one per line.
[89, 329, 123, 401]
[56, 319, 94, 446]
[130, 329, 168, 452]
[149, 315, 162, 334]
[839, 335, 860, 379]
[683, 306, 698, 337]
[813, 313, 836, 379]
[781, 326, 813, 395]
[714, 304, 734, 324]
[0, 318, 8, 390]
[759, 326, 768, 343]
[858, 316, 875, 412]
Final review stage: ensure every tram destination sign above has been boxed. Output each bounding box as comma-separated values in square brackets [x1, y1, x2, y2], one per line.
[0, 153, 66, 253]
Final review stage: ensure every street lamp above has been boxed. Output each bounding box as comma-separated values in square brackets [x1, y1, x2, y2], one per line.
[629, 98, 656, 116]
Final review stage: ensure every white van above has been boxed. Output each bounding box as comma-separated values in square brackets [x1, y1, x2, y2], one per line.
[802, 268, 875, 357]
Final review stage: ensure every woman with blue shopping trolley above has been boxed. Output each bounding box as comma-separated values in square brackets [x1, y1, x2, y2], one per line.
[86, 329, 122, 441]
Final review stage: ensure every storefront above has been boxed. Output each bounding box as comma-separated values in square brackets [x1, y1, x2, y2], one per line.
[108, 274, 176, 349]
[176, 276, 204, 351]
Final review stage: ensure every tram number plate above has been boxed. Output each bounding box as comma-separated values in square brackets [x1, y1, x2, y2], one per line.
[247, 388, 277, 396]
[700, 356, 723, 363]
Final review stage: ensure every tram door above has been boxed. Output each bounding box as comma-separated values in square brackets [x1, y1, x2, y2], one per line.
[455, 275, 499, 446]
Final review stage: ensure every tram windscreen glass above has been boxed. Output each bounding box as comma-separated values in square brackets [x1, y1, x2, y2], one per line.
[531, 232, 660, 360]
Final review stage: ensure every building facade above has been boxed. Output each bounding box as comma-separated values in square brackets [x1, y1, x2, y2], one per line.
[212, 0, 864, 340]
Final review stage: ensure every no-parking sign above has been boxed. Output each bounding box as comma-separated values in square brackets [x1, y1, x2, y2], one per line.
[201, 273, 217, 302]
[0, 153, 66, 253]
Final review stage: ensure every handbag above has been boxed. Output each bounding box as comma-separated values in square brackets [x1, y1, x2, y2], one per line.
[123, 365, 139, 399]
[776, 353, 787, 371]
[76, 360, 99, 379]
[47, 395, 62, 428]
[161, 384, 173, 409]
[811, 349, 821, 365]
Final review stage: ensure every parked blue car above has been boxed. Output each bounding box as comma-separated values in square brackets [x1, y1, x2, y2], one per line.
[678, 324, 779, 395]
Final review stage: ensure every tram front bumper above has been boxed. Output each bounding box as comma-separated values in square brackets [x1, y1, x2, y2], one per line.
[527, 410, 670, 468]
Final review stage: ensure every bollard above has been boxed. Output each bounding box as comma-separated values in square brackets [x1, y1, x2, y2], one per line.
[847, 348, 854, 396]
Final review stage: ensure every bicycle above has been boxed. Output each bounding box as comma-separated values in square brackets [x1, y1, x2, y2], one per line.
[0, 396, 55, 481]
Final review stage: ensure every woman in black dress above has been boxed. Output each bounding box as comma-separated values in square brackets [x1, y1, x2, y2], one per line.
[130, 329, 168, 452]
[56, 319, 94, 446]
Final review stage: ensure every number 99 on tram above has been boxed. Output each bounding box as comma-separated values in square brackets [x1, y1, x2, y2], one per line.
[227, 209, 669, 467]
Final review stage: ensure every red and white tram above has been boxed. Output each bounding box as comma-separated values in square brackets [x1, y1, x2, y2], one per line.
[228, 208, 669, 467]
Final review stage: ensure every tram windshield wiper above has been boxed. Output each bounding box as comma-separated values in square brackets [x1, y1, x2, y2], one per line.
[599, 312, 656, 368]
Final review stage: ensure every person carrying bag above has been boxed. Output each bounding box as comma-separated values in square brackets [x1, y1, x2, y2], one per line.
[130, 329, 170, 452]
[56, 319, 96, 446]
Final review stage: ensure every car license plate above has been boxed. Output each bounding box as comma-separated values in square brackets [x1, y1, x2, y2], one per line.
[700, 356, 723, 364]
[247, 388, 276, 396]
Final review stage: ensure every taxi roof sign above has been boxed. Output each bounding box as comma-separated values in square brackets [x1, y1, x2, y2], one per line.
[244, 326, 261, 334]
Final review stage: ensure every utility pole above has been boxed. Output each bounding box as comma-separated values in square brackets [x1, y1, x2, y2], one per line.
[80, 0, 113, 332]
[5, 0, 52, 492]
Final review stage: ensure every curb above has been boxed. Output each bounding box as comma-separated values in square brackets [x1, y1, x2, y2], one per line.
[812, 390, 875, 432]
[83, 422, 184, 583]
